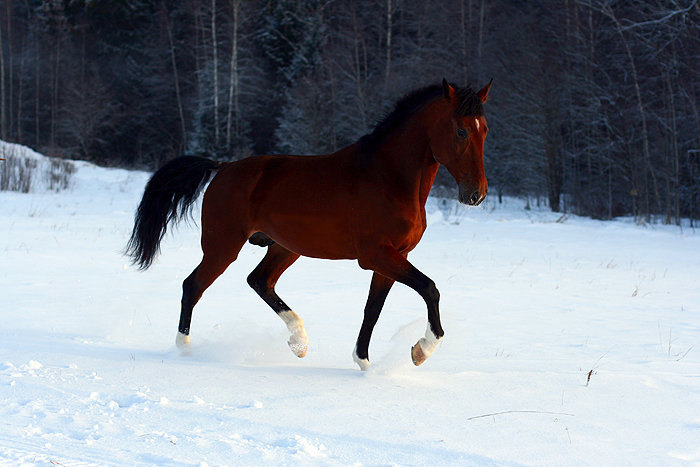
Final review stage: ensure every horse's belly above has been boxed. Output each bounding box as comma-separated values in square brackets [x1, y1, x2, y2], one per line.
[255, 204, 357, 260]
[263, 222, 356, 260]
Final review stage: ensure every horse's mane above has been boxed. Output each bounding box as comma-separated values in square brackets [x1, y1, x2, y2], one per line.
[359, 83, 483, 154]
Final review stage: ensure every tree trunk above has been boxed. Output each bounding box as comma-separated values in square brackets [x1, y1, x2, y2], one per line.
[0, 16, 6, 139]
[211, 0, 219, 147]
[384, 0, 392, 87]
[35, 31, 39, 146]
[351, 6, 366, 129]
[461, 0, 467, 82]
[684, 88, 700, 227]
[6, 1, 12, 137]
[546, 134, 563, 212]
[164, 5, 187, 152]
[477, 0, 485, 81]
[226, 0, 240, 150]
[16, 32, 25, 143]
[193, 2, 203, 105]
[51, 36, 60, 149]
[603, 4, 659, 220]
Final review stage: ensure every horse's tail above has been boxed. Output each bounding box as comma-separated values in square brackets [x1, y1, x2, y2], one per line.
[126, 156, 221, 270]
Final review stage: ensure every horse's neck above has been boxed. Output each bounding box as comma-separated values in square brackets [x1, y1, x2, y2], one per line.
[374, 116, 439, 207]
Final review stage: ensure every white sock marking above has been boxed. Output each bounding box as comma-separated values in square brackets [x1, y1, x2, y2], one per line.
[352, 346, 370, 371]
[416, 325, 442, 358]
[279, 310, 309, 357]
[175, 332, 191, 349]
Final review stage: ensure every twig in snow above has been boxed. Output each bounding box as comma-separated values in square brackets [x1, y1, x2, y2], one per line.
[675, 346, 693, 362]
[585, 348, 611, 386]
[467, 410, 575, 420]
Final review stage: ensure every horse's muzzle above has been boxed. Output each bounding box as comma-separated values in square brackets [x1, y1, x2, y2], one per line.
[458, 183, 487, 206]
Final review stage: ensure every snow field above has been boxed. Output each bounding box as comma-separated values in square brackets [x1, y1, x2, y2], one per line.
[1, 152, 699, 465]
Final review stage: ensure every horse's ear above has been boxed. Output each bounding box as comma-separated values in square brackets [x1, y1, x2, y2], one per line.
[477, 78, 493, 103]
[442, 77, 456, 100]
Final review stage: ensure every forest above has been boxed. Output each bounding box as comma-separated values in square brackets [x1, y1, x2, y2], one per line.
[0, 0, 698, 223]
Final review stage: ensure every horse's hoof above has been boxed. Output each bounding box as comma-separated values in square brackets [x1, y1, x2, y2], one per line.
[176, 332, 191, 350]
[412, 325, 442, 366]
[288, 331, 308, 358]
[411, 342, 427, 366]
[352, 348, 370, 371]
[288, 339, 308, 358]
[281, 310, 308, 358]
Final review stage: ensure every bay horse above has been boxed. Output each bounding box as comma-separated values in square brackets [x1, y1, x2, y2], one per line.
[126, 78, 492, 370]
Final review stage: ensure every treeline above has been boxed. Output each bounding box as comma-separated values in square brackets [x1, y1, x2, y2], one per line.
[0, 0, 698, 223]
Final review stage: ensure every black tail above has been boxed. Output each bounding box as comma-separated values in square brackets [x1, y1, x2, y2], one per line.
[126, 156, 220, 269]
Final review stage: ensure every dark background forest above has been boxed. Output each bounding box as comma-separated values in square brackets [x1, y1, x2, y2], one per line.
[0, 0, 698, 223]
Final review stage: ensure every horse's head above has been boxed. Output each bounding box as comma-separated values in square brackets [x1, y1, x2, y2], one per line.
[429, 78, 492, 206]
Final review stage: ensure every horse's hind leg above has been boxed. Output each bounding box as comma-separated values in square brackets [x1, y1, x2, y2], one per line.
[246, 243, 308, 357]
[177, 231, 248, 349]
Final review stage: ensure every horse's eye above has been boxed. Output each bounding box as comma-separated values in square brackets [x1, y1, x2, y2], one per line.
[457, 128, 468, 139]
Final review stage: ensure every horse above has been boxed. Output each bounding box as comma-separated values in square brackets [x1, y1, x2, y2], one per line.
[126, 78, 492, 370]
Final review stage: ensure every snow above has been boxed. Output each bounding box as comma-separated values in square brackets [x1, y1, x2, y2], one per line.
[1, 144, 699, 465]
[0, 140, 77, 193]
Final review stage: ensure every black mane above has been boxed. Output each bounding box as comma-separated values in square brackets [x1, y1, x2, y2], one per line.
[359, 83, 483, 154]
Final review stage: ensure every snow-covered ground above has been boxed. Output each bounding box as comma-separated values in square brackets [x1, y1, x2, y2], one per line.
[1, 145, 699, 465]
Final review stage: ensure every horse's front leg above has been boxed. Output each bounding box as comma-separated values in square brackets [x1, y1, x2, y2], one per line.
[353, 272, 395, 370]
[359, 246, 444, 366]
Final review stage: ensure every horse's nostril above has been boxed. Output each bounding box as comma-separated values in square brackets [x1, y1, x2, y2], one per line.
[469, 191, 480, 205]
